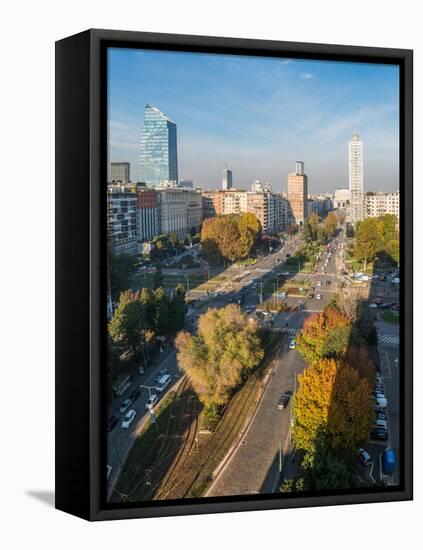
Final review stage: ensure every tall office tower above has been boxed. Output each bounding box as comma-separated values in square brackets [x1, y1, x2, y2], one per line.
[287, 160, 308, 225]
[140, 104, 178, 186]
[110, 162, 130, 183]
[349, 131, 365, 223]
[222, 164, 233, 190]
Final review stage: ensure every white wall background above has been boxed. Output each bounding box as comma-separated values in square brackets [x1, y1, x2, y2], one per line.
[0, 1, 420, 548]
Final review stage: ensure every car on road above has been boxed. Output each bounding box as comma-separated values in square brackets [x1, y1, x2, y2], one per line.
[130, 388, 141, 402]
[277, 390, 293, 409]
[146, 394, 158, 410]
[371, 428, 389, 441]
[289, 338, 296, 350]
[120, 398, 132, 413]
[326, 280, 331, 285]
[107, 415, 118, 432]
[308, 293, 314, 299]
[357, 447, 373, 467]
[368, 303, 378, 309]
[155, 368, 168, 383]
[156, 374, 172, 393]
[316, 294, 322, 300]
[316, 281, 322, 286]
[122, 409, 137, 428]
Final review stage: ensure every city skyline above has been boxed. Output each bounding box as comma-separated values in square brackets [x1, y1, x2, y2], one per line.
[108, 48, 399, 193]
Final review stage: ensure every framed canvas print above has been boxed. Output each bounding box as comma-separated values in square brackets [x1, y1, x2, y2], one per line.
[55, 29, 413, 521]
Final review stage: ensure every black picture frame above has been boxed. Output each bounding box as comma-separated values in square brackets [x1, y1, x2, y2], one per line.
[55, 28, 413, 521]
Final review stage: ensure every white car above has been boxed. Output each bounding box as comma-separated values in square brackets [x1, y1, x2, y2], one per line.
[316, 294, 322, 300]
[119, 398, 132, 413]
[369, 303, 378, 309]
[122, 409, 136, 428]
[289, 338, 296, 350]
[146, 394, 158, 410]
[358, 448, 373, 467]
[316, 281, 322, 287]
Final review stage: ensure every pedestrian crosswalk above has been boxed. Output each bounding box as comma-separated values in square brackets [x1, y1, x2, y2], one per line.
[280, 327, 301, 336]
[378, 334, 400, 346]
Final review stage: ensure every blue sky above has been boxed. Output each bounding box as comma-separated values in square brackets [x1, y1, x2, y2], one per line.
[108, 48, 399, 192]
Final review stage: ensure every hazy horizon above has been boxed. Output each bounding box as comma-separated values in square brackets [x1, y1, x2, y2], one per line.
[108, 48, 399, 194]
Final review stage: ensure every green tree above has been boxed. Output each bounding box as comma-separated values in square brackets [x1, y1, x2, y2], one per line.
[108, 290, 143, 356]
[153, 286, 170, 334]
[170, 283, 187, 331]
[302, 218, 313, 241]
[175, 304, 264, 407]
[354, 218, 383, 269]
[387, 239, 399, 265]
[108, 252, 138, 299]
[296, 307, 351, 364]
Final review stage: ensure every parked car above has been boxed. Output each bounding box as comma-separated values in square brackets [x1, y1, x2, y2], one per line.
[130, 388, 141, 402]
[119, 398, 132, 413]
[369, 303, 378, 309]
[122, 409, 136, 429]
[146, 394, 158, 410]
[107, 415, 118, 432]
[277, 390, 293, 410]
[371, 428, 389, 441]
[316, 281, 322, 286]
[382, 448, 396, 475]
[308, 293, 315, 299]
[374, 418, 388, 430]
[316, 294, 322, 300]
[289, 338, 296, 350]
[357, 448, 373, 467]
[326, 280, 331, 285]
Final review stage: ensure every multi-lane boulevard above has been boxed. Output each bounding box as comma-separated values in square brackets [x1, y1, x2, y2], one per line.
[108, 224, 400, 499]
[206, 235, 343, 496]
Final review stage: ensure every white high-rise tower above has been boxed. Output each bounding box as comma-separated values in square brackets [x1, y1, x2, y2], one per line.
[348, 131, 365, 223]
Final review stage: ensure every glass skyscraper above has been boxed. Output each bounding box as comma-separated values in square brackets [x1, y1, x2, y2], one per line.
[139, 104, 178, 186]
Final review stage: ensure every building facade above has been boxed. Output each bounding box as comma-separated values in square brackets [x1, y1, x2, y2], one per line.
[107, 185, 138, 256]
[158, 188, 202, 238]
[201, 189, 288, 233]
[333, 188, 351, 209]
[366, 191, 400, 219]
[139, 104, 178, 186]
[287, 161, 308, 225]
[349, 132, 365, 223]
[110, 162, 130, 183]
[137, 189, 159, 244]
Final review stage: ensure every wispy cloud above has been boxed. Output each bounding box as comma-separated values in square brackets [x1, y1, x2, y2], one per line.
[300, 72, 313, 79]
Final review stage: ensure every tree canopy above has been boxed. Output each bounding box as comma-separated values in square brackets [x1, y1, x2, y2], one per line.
[201, 213, 261, 265]
[175, 304, 264, 407]
[293, 358, 373, 455]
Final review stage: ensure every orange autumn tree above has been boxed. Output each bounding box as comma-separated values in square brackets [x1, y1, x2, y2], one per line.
[293, 358, 373, 456]
[296, 306, 351, 364]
